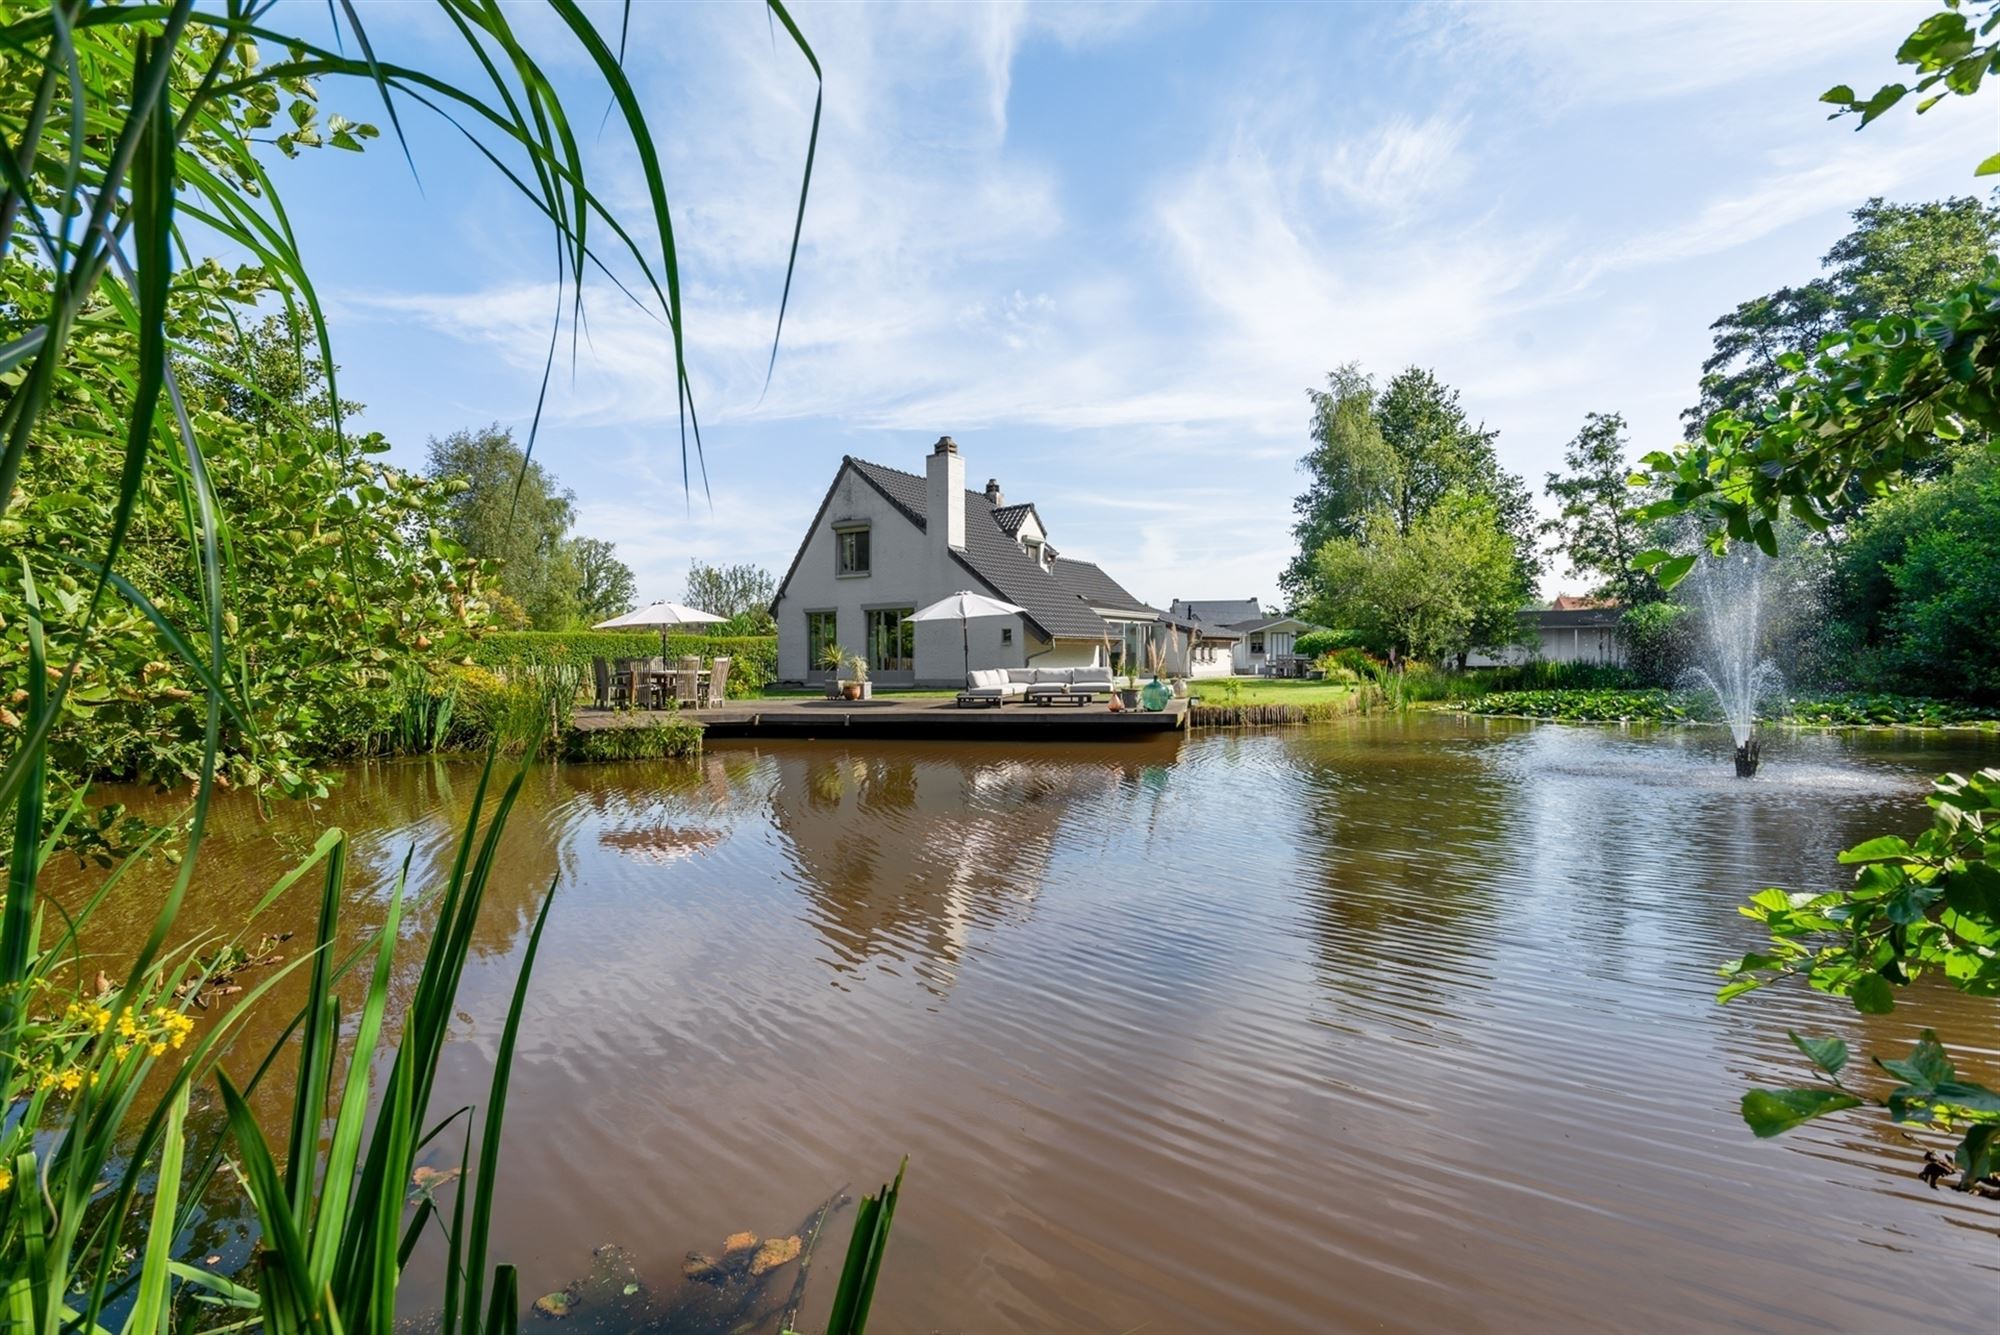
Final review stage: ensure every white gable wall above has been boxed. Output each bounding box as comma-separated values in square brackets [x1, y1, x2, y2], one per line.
[774, 464, 1033, 686]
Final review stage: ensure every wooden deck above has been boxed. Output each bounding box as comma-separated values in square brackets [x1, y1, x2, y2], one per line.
[571, 696, 1189, 740]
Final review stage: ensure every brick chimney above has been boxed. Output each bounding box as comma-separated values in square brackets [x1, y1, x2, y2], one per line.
[984, 478, 1004, 508]
[926, 436, 965, 552]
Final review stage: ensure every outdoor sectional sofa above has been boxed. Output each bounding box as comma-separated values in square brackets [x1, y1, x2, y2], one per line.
[957, 666, 1116, 708]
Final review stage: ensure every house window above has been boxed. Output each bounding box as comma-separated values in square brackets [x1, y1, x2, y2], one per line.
[806, 611, 838, 669]
[1249, 633, 1265, 655]
[836, 527, 870, 576]
[867, 607, 914, 672]
[1000, 627, 1013, 646]
[1109, 620, 1147, 673]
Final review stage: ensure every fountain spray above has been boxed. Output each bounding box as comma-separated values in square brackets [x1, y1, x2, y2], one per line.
[1679, 550, 1784, 778]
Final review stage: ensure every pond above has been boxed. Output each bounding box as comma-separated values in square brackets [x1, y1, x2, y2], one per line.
[61, 715, 2000, 1332]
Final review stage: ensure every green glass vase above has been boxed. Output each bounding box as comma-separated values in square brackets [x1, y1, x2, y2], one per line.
[1141, 675, 1171, 712]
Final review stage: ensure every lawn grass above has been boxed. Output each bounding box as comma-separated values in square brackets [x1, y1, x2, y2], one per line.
[1187, 678, 1358, 707]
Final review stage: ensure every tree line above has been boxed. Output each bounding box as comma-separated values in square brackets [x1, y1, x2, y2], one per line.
[1284, 190, 2000, 700]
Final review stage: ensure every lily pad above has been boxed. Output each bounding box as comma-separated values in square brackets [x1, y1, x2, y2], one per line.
[532, 1290, 574, 1319]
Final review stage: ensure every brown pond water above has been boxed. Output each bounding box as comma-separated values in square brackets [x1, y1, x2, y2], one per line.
[54, 715, 2000, 1332]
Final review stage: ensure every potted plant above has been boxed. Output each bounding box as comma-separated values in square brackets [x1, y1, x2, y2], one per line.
[817, 641, 847, 699]
[1113, 656, 1140, 711]
[845, 653, 872, 701]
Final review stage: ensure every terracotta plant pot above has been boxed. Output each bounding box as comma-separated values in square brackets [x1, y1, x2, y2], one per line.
[842, 683, 862, 701]
[1107, 694, 1124, 713]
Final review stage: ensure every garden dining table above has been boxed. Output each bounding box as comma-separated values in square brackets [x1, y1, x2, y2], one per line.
[622, 667, 709, 709]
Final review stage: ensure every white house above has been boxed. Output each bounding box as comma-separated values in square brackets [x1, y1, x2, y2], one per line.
[772, 437, 1163, 687]
[1168, 599, 1322, 675]
[1466, 597, 1628, 668]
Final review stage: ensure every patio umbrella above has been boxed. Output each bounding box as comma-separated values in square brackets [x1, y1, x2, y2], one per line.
[593, 601, 728, 656]
[909, 590, 1027, 683]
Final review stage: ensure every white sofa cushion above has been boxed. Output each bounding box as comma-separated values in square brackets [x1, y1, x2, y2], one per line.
[967, 669, 1009, 690]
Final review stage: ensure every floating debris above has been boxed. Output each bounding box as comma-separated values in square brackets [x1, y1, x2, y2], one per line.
[748, 1236, 800, 1277]
[533, 1291, 573, 1320]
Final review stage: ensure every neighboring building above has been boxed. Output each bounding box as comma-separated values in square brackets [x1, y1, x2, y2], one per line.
[771, 437, 1162, 686]
[1466, 595, 1628, 667]
[1167, 598, 1322, 675]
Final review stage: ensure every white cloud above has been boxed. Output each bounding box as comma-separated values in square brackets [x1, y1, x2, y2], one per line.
[328, 0, 1986, 606]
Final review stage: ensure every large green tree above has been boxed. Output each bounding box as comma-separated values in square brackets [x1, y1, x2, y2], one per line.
[426, 425, 583, 629]
[1687, 194, 2000, 430]
[1541, 412, 1655, 604]
[572, 536, 636, 625]
[1305, 492, 1527, 667]
[1285, 364, 1538, 602]
[1283, 365, 1399, 598]
[683, 560, 777, 634]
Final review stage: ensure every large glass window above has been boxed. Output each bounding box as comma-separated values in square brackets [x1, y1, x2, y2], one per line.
[836, 527, 870, 576]
[867, 607, 914, 672]
[1109, 620, 1148, 674]
[806, 611, 838, 668]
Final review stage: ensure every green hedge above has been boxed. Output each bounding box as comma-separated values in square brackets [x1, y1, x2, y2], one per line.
[468, 631, 776, 697]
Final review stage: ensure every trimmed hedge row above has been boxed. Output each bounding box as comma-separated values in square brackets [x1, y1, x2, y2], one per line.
[468, 631, 777, 697]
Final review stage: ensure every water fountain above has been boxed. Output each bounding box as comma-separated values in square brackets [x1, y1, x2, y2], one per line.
[1678, 549, 1785, 778]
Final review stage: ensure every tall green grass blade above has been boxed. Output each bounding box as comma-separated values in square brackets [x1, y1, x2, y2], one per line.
[124, 1084, 189, 1335]
[760, 0, 820, 395]
[825, 1158, 906, 1335]
[461, 879, 557, 1328]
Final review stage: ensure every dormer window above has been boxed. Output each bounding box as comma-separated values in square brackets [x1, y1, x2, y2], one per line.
[1023, 537, 1042, 564]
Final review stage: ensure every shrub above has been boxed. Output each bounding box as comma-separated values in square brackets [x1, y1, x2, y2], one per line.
[1293, 628, 1362, 660]
[1622, 601, 1695, 687]
[562, 719, 703, 762]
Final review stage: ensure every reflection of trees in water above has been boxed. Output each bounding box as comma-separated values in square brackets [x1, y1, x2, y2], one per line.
[1285, 725, 1512, 1030]
[761, 745, 1149, 994]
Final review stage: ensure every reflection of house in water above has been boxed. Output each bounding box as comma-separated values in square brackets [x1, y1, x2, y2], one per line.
[763, 748, 1128, 992]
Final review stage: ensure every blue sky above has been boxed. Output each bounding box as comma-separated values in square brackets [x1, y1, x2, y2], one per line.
[263, 0, 1987, 608]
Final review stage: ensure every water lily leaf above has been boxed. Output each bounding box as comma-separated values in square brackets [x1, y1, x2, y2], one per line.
[533, 1290, 574, 1319]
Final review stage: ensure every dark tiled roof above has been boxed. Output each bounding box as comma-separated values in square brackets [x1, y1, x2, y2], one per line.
[846, 458, 1115, 640]
[1522, 606, 1623, 630]
[991, 503, 1035, 536]
[1170, 597, 1263, 626]
[1050, 557, 1154, 616]
[1160, 610, 1242, 640]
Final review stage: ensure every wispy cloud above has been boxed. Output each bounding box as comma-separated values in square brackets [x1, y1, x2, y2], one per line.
[324, 0, 1977, 606]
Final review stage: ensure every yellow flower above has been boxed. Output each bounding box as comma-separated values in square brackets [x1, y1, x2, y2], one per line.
[0, 1165, 12, 1192]
[58, 1069, 81, 1093]
[149, 1042, 166, 1058]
